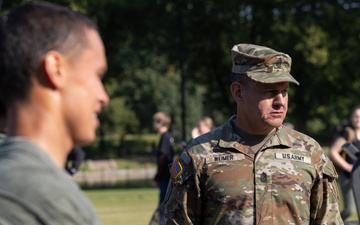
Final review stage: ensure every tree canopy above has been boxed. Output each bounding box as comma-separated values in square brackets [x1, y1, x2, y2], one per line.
[2, 0, 360, 156]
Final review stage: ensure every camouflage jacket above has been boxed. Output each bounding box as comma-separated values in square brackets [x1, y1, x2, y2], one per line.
[164, 116, 343, 225]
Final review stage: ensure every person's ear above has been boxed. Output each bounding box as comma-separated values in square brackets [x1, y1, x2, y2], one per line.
[41, 51, 68, 89]
[230, 82, 244, 104]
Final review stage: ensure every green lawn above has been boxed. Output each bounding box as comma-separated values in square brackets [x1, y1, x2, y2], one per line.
[85, 186, 358, 225]
[82, 146, 358, 224]
[85, 188, 158, 225]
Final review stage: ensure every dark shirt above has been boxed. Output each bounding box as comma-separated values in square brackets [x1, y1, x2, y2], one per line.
[154, 131, 174, 182]
[65, 147, 85, 176]
[340, 126, 360, 176]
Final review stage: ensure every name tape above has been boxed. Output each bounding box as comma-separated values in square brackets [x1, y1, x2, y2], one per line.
[206, 154, 245, 163]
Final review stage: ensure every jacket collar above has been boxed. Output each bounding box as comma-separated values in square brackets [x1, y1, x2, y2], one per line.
[217, 116, 293, 153]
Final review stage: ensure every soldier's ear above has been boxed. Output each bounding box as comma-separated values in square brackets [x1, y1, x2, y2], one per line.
[230, 82, 245, 104]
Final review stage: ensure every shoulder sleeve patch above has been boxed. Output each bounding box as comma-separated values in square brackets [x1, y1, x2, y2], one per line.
[170, 158, 183, 180]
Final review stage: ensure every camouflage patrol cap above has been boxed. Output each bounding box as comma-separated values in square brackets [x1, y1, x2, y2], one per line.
[231, 44, 299, 85]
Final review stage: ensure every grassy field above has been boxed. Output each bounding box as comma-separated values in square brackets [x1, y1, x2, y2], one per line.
[85, 188, 158, 225]
[83, 146, 358, 224]
[85, 186, 358, 225]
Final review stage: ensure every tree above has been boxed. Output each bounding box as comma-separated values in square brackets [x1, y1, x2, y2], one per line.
[3, 0, 360, 151]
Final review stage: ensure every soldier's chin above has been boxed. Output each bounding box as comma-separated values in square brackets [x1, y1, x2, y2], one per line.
[268, 119, 284, 128]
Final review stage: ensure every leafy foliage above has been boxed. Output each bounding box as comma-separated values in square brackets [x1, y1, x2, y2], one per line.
[3, 0, 360, 157]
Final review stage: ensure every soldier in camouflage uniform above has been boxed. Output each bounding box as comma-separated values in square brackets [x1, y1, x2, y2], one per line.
[164, 44, 343, 225]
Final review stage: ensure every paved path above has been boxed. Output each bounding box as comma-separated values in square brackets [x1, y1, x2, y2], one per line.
[73, 168, 156, 186]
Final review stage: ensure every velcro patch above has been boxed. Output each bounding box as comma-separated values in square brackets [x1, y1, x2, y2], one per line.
[179, 152, 191, 165]
[206, 154, 245, 163]
[275, 153, 311, 164]
[171, 158, 183, 179]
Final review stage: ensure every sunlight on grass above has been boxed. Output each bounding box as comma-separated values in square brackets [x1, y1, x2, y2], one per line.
[85, 188, 158, 225]
[85, 186, 358, 224]
[83, 145, 359, 224]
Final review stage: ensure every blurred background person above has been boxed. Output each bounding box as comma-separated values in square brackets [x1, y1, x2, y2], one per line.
[152, 111, 174, 225]
[191, 116, 215, 139]
[330, 105, 360, 220]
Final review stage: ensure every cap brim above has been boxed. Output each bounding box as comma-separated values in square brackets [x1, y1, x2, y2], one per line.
[247, 71, 299, 85]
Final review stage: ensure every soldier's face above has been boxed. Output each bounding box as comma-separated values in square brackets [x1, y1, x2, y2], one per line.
[241, 81, 289, 133]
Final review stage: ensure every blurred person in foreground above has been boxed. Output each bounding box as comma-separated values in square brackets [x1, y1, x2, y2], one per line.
[164, 44, 343, 224]
[152, 111, 174, 225]
[330, 105, 360, 220]
[0, 2, 109, 224]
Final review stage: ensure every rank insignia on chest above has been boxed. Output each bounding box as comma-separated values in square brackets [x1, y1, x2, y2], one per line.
[171, 158, 183, 180]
